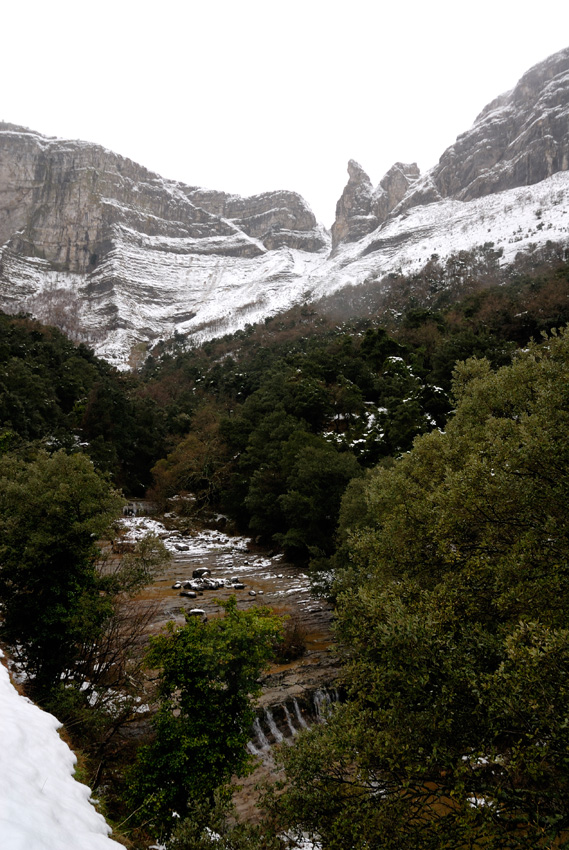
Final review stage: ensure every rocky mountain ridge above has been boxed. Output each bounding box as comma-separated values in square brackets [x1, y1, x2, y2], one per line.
[331, 159, 421, 249]
[0, 47, 568, 366]
[332, 47, 569, 246]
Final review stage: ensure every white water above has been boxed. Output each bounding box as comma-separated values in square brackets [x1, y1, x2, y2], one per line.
[313, 688, 332, 721]
[283, 703, 298, 737]
[251, 717, 271, 751]
[293, 698, 310, 730]
[264, 708, 284, 744]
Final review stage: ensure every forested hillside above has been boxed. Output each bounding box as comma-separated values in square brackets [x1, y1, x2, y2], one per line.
[137, 255, 569, 563]
[271, 327, 569, 849]
[0, 312, 166, 493]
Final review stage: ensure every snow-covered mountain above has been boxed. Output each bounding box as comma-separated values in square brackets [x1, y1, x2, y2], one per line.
[0, 47, 568, 367]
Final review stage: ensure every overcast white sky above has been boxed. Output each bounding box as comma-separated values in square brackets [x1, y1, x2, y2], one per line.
[1, 1, 568, 226]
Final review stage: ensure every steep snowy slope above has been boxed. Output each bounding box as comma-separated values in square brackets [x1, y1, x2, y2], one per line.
[5, 169, 566, 367]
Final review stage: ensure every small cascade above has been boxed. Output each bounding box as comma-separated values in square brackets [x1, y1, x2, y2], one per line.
[251, 717, 271, 751]
[264, 708, 284, 744]
[313, 688, 332, 721]
[283, 703, 298, 737]
[293, 698, 310, 730]
[247, 687, 341, 757]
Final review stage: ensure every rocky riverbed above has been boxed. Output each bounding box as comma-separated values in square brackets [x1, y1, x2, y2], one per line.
[119, 516, 333, 646]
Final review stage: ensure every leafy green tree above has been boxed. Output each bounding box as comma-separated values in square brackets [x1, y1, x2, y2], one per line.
[272, 329, 569, 849]
[429, 327, 514, 390]
[329, 375, 366, 426]
[275, 432, 361, 560]
[372, 355, 430, 456]
[240, 421, 361, 560]
[281, 372, 332, 430]
[0, 313, 102, 443]
[127, 598, 282, 836]
[0, 445, 171, 806]
[0, 450, 125, 696]
[149, 402, 232, 512]
[360, 326, 405, 370]
[0, 449, 168, 705]
[80, 376, 167, 494]
[240, 411, 310, 543]
[0, 312, 166, 492]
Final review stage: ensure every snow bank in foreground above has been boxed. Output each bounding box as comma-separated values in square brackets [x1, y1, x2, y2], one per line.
[0, 651, 122, 850]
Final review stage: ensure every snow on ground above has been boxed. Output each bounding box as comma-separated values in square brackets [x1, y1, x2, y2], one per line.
[0, 651, 123, 850]
[119, 515, 250, 554]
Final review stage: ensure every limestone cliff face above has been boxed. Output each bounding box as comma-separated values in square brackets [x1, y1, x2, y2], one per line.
[0, 124, 244, 272]
[374, 161, 421, 224]
[331, 160, 377, 248]
[0, 123, 326, 275]
[391, 47, 569, 219]
[189, 187, 326, 252]
[0, 122, 329, 366]
[433, 47, 569, 201]
[332, 48, 569, 245]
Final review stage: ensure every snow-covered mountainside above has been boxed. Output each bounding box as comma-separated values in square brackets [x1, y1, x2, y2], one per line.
[0, 652, 122, 849]
[0, 47, 568, 367]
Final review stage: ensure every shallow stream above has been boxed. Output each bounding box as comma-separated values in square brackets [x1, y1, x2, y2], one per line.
[119, 516, 333, 654]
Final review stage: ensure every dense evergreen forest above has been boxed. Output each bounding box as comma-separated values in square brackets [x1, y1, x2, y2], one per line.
[2, 253, 569, 848]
